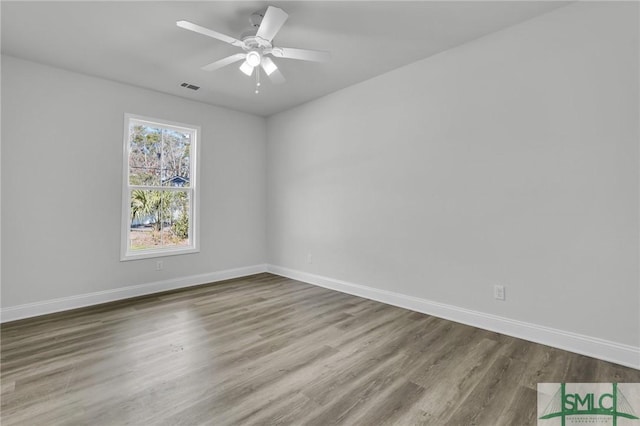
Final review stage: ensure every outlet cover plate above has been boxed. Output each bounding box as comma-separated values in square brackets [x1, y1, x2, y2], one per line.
[494, 284, 505, 301]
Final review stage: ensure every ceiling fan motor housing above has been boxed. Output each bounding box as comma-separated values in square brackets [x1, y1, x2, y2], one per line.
[242, 35, 272, 53]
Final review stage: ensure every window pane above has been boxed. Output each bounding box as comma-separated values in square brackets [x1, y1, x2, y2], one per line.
[129, 124, 161, 186]
[162, 190, 191, 247]
[161, 129, 191, 187]
[129, 189, 190, 251]
[129, 189, 162, 251]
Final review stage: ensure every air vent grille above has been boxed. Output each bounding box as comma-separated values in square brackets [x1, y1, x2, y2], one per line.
[180, 82, 200, 91]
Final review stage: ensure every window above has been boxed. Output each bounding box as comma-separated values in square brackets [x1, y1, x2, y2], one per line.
[121, 114, 199, 260]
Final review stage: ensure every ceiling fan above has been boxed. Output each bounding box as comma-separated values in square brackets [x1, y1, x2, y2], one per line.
[177, 6, 330, 93]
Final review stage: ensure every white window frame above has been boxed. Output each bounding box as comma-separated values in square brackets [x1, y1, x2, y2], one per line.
[121, 113, 200, 261]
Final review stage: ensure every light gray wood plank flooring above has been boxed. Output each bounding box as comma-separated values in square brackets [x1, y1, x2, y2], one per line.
[2, 273, 639, 425]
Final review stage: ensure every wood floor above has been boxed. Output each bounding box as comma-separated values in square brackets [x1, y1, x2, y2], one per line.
[2, 273, 639, 425]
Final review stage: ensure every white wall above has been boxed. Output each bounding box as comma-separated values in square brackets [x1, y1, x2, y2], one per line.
[267, 2, 639, 349]
[1, 55, 267, 309]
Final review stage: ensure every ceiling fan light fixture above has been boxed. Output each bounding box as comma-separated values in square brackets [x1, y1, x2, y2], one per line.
[239, 60, 254, 76]
[261, 57, 278, 76]
[246, 51, 261, 67]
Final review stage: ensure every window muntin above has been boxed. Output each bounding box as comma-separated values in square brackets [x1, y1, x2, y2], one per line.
[121, 114, 199, 260]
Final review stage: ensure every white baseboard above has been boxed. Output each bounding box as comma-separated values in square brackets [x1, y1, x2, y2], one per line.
[267, 264, 640, 370]
[0, 264, 268, 323]
[3, 263, 638, 369]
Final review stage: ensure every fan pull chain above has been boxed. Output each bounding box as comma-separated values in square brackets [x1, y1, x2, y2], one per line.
[255, 66, 261, 94]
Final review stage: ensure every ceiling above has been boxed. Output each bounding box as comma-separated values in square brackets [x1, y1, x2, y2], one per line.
[1, 1, 568, 117]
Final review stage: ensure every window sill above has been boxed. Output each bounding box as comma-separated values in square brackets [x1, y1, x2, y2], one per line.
[120, 246, 199, 262]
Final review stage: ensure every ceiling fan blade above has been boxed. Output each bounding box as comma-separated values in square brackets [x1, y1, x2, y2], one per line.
[271, 47, 330, 62]
[255, 6, 288, 42]
[177, 20, 245, 48]
[260, 57, 285, 84]
[201, 53, 246, 72]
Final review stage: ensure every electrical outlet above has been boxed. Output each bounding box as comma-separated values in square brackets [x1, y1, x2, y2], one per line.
[494, 285, 505, 301]
[156, 261, 163, 271]
[307, 253, 313, 264]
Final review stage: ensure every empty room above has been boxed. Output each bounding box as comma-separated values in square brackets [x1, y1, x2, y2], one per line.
[1, 1, 639, 425]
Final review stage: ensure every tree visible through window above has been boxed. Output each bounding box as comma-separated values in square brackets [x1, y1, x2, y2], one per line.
[121, 114, 199, 260]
